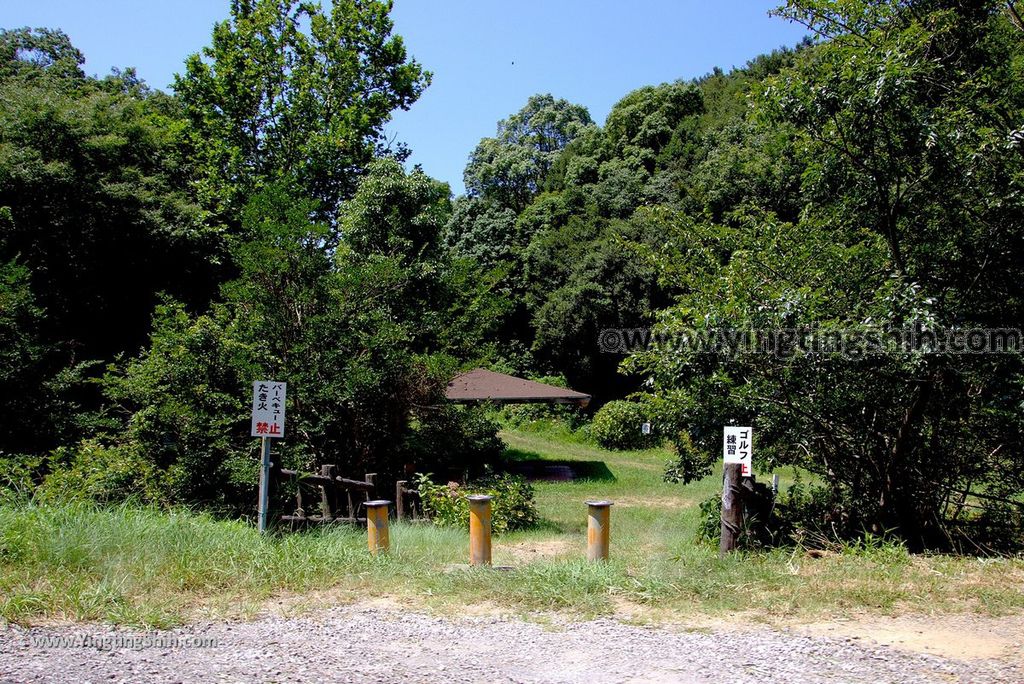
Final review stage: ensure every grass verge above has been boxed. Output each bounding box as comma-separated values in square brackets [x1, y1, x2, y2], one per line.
[1, 426, 1022, 627]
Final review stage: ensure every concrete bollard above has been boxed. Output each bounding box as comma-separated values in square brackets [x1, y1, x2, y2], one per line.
[585, 500, 613, 561]
[365, 500, 391, 555]
[468, 494, 493, 566]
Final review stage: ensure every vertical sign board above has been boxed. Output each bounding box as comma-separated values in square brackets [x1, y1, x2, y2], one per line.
[251, 381, 286, 438]
[723, 426, 752, 476]
[253, 381, 286, 533]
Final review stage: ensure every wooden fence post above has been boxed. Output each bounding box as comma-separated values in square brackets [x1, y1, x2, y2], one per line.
[320, 464, 338, 520]
[395, 480, 406, 521]
[720, 463, 743, 556]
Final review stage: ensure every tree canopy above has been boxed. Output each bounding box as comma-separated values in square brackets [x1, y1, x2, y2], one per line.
[174, 0, 430, 223]
[627, 0, 1024, 548]
[464, 94, 594, 212]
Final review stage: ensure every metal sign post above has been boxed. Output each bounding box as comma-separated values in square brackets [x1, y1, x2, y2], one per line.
[252, 381, 287, 533]
[258, 436, 272, 532]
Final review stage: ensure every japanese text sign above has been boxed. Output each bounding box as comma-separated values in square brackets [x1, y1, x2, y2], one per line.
[251, 381, 286, 438]
[723, 426, 752, 475]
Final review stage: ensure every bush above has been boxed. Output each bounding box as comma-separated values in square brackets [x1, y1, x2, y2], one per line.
[38, 441, 164, 505]
[695, 493, 723, 546]
[695, 478, 859, 550]
[415, 471, 539, 533]
[498, 376, 589, 431]
[591, 400, 658, 450]
[0, 452, 40, 503]
[955, 502, 1024, 555]
[406, 405, 504, 478]
[499, 402, 588, 431]
[663, 430, 711, 484]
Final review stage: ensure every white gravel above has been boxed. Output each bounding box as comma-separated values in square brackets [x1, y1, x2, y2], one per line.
[1, 604, 1020, 683]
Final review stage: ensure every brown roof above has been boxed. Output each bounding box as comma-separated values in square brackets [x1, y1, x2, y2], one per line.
[445, 368, 591, 406]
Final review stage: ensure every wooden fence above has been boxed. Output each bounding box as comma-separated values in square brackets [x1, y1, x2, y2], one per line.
[277, 465, 377, 528]
[274, 467, 427, 529]
[395, 480, 424, 521]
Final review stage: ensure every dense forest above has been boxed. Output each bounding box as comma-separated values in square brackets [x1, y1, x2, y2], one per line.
[1, 0, 1022, 550]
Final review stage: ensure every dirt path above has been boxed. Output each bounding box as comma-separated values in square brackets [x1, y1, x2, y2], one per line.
[792, 612, 1024, 664]
[2, 604, 1020, 683]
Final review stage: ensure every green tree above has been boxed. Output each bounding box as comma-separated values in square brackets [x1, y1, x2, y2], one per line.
[604, 81, 703, 171]
[0, 29, 215, 358]
[94, 184, 436, 511]
[92, 167, 507, 513]
[339, 158, 511, 361]
[636, 0, 1024, 549]
[174, 0, 430, 222]
[464, 94, 593, 211]
[0, 27, 84, 80]
[443, 196, 519, 269]
[527, 208, 674, 399]
[0, 29, 218, 461]
[0, 260, 73, 459]
[685, 120, 804, 222]
[340, 158, 451, 262]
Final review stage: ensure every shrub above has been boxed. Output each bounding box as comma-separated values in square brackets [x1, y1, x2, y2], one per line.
[498, 376, 589, 431]
[695, 493, 723, 546]
[415, 471, 539, 533]
[0, 452, 40, 503]
[37, 440, 163, 505]
[663, 430, 709, 484]
[695, 478, 859, 549]
[591, 400, 658, 450]
[406, 405, 504, 478]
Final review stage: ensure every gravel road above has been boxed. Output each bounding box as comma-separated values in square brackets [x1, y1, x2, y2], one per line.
[1, 604, 1020, 683]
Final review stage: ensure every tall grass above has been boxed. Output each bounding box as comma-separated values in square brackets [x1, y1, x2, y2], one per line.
[1, 426, 1022, 626]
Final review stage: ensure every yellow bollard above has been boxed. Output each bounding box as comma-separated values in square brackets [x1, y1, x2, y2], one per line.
[365, 500, 391, 555]
[468, 494, 493, 566]
[586, 500, 613, 561]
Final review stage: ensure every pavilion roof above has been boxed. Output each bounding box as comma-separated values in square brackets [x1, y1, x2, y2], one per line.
[445, 368, 591, 406]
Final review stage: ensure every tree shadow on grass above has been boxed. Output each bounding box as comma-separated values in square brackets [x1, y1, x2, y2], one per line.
[500, 447, 616, 483]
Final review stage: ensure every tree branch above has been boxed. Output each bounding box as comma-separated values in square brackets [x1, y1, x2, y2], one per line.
[1007, 2, 1024, 34]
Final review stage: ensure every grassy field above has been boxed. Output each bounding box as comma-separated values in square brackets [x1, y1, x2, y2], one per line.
[1, 425, 1022, 627]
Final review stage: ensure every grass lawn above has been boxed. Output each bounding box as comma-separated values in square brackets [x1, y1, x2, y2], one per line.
[1, 425, 1022, 627]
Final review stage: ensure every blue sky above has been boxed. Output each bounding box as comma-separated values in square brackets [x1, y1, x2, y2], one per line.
[1, 1, 808, 195]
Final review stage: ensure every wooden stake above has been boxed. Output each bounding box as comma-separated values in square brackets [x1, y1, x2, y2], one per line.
[720, 463, 743, 556]
[320, 464, 338, 520]
[395, 480, 406, 521]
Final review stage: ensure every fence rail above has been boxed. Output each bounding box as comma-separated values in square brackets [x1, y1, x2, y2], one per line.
[276, 465, 376, 528]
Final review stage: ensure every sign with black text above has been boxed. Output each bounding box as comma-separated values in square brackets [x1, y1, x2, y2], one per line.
[251, 381, 286, 438]
[723, 426, 752, 475]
